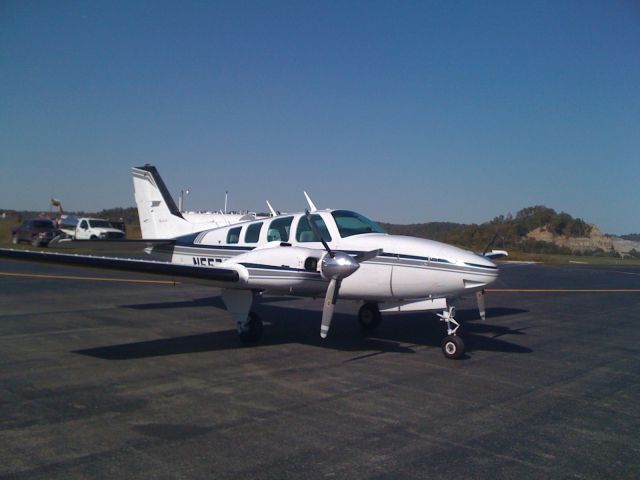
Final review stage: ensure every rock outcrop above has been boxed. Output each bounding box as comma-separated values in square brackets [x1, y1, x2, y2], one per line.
[527, 225, 640, 254]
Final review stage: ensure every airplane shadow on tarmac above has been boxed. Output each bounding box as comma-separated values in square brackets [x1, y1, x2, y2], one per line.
[74, 297, 532, 360]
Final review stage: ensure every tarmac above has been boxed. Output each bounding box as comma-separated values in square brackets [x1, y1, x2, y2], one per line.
[0, 258, 639, 479]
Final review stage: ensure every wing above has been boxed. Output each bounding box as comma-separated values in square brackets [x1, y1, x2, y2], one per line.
[0, 248, 239, 285]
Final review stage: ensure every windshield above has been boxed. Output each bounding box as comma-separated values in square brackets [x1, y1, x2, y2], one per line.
[89, 220, 113, 228]
[331, 210, 386, 238]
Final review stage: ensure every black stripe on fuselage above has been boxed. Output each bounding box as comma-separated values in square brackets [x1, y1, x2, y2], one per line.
[134, 165, 185, 220]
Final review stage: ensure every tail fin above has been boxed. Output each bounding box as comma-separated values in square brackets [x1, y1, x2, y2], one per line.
[132, 165, 192, 239]
[132, 165, 261, 239]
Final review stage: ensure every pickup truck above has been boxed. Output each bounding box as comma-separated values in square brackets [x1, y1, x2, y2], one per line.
[59, 216, 126, 240]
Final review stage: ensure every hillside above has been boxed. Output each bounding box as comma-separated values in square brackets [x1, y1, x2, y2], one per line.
[380, 206, 640, 257]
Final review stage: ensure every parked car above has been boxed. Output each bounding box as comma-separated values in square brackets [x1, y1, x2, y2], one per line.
[11, 219, 62, 247]
[58, 216, 125, 240]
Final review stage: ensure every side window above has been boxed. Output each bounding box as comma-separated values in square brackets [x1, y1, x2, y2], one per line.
[244, 222, 263, 243]
[267, 216, 293, 242]
[80, 220, 88, 229]
[226, 226, 242, 244]
[296, 215, 332, 243]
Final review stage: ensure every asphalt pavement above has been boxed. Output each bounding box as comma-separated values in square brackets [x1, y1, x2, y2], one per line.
[0, 259, 639, 479]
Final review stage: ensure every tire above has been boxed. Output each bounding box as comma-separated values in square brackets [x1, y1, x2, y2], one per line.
[31, 236, 41, 247]
[238, 312, 263, 343]
[358, 303, 382, 331]
[441, 335, 465, 360]
[90, 235, 98, 240]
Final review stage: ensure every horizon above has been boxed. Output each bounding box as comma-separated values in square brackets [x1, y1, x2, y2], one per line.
[1, 1, 638, 235]
[2, 202, 638, 237]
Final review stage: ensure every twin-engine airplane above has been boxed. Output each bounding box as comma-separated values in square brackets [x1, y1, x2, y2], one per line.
[132, 165, 261, 238]
[0, 165, 506, 359]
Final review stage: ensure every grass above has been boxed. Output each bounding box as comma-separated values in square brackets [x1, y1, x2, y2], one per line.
[0, 215, 141, 250]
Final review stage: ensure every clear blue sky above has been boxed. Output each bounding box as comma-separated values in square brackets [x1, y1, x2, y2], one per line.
[1, 1, 639, 234]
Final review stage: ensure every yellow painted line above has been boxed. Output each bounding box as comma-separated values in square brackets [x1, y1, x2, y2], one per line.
[487, 289, 640, 293]
[0, 271, 178, 285]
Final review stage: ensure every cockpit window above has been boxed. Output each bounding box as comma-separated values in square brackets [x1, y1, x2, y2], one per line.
[296, 215, 332, 243]
[331, 210, 385, 238]
[267, 216, 293, 242]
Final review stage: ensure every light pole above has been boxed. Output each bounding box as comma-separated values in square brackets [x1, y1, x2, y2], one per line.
[179, 189, 190, 212]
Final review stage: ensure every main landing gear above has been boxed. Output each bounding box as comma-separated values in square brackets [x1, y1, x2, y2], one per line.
[438, 306, 465, 359]
[358, 303, 382, 331]
[237, 312, 263, 343]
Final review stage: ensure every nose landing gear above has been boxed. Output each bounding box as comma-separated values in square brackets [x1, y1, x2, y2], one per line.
[438, 306, 465, 359]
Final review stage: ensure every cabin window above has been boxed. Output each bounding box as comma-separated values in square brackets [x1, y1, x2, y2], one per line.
[227, 226, 242, 244]
[296, 215, 332, 243]
[331, 210, 386, 238]
[80, 220, 88, 229]
[244, 222, 263, 243]
[267, 216, 293, 242]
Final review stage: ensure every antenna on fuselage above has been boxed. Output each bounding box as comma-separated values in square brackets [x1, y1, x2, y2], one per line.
[266, 200, 277, 217]
[303, 191, 317, 212]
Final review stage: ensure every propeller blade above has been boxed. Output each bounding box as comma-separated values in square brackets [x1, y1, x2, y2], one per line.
[353, 249, 382, 262]
[482, 233, 499, 256]
[305, 209, 333, 257]
[476, 290, 486, 321]
[304, 191, 318, 211]
[320, 278, 341, 338]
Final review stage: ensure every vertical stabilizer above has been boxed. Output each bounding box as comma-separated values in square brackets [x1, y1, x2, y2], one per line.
[132, 164, 262, 239]
[132, 165, 190, 239]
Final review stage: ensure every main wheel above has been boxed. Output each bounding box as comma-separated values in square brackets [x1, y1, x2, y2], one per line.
[358, 303, 382, 331]
[441, 335, 465, 359]
[31, 236, 41, 247]
[238, 312, 263, 343]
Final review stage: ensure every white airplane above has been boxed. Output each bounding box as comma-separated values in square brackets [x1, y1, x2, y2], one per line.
[133, 165, 262, 239]
[0, 181, 506, 359]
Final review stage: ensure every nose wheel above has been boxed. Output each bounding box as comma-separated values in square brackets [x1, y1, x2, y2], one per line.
[437, 306, 465, 359]
[441, 335, 465, 359]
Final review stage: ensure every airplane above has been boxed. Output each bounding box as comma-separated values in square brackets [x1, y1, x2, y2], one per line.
[0, 166, 507, 359]
[132, 165, 263, 238]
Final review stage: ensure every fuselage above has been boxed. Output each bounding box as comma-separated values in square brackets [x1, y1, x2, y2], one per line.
[150, 209, 499, 303]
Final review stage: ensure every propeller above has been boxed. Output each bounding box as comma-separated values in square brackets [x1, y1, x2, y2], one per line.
[304, 210, 382, 338]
